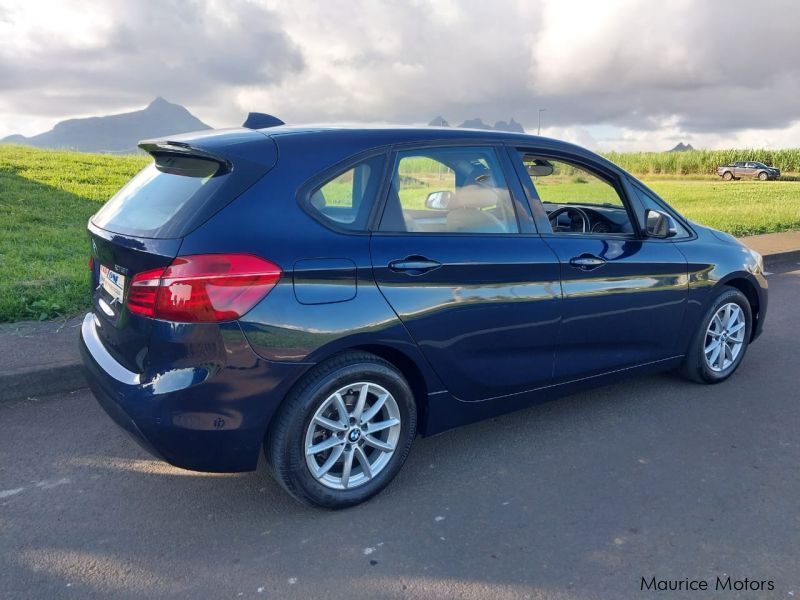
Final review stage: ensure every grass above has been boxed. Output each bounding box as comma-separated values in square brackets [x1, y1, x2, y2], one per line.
[1, 144, 799, 322]
[640, 178, 800, 236]
[0, 145, 148, 322]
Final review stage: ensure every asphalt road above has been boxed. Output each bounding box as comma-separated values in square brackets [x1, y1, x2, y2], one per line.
[2, 267, 799, 600]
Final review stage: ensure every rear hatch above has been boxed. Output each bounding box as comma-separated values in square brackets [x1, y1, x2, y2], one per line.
[88, 129, 278, 372]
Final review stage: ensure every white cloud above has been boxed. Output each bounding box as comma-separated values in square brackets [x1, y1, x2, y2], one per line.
[1, 0, 799, 149]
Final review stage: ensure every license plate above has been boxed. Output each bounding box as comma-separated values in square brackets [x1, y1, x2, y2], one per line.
[100, 265, 126, 303]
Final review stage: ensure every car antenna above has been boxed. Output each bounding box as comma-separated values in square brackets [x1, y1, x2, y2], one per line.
[242, 113, 285, 129]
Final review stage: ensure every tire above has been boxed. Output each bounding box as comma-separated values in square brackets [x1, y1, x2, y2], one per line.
[758, 171, 769, 181]
[680, 286, 752, 384]
[722, 171, 733, 181]
[265, 351, 417, 509]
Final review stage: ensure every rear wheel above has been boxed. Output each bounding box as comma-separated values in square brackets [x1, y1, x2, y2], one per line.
[265, 352, 417, 509]
[680, 287, 751, 384]
[722, 171, 733, 181]
[758, 171, 769, 181]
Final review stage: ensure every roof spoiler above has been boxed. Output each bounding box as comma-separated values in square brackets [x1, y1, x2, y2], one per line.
[242, 112, 284, 129]
[138, 140, 233, 174]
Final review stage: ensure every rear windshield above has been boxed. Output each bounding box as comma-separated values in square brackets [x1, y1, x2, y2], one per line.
[92, 157, 228, 238]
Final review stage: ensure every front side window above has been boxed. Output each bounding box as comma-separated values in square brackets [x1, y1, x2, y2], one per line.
[306, 154, 385, 231]
[379, 147, 519, 234]
[518, 153, 634, 235]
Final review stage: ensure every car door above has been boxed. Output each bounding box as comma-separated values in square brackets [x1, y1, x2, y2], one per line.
[511, 148, 688, 381]
[370, 144, 561, 402]
[742, 162, 757, 178]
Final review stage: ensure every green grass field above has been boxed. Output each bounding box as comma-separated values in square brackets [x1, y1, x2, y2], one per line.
[1, 144, 799, 322]
[0, 146, 147, 322]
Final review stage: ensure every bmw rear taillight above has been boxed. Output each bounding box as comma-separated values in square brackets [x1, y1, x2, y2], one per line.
[128, 254, 282, 322]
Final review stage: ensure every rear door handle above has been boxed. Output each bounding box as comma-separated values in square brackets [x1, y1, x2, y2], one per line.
[388, 256, 442, 275]
[569, 255, 606, 271]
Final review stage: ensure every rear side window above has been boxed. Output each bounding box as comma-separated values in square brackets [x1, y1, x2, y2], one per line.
[93, 157, 227, 238]
[305, 155, 386, 232]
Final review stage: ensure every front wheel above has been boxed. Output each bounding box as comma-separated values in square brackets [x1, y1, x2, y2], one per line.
[758, 171, 769, 181]
[265, 352, 417, 509]
[680, 287, 752, 384]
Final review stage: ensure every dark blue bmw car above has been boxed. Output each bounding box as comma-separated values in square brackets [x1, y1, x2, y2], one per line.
[80, 118, 767, 508]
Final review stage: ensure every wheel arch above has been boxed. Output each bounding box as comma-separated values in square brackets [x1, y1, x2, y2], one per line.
[265, 342, 439, 442]
[349, 344, 431, 433]
[716, 274, 762, 341]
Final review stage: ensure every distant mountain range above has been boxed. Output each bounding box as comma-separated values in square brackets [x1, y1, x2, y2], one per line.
[428, 116, 525, 133]
[668, 142, 695, 152]
[3, 101, 532, 154]
[1, 97, 210, 154]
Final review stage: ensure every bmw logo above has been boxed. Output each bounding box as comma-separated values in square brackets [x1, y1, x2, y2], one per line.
[348, 429, 361, 443]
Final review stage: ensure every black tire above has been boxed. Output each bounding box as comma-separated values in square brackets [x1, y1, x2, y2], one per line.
[758, 171, 769, 181]
[680, 286, 752, 384]
[265, 351, 417, 509]
[722, 171, 733, 181]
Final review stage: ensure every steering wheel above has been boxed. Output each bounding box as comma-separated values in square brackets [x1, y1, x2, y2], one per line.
[547, 206, 590, 233]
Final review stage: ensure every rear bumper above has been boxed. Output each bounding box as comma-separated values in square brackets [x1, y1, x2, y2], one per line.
[79, 312, 308, 472]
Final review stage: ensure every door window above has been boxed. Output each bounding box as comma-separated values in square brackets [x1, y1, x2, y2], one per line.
[518, 153, 634, 235]
[379, 147, 519, 234]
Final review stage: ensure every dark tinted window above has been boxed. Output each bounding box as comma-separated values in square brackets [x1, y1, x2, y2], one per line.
[306, 155, 386, 232]
[92, 157, 226, 238]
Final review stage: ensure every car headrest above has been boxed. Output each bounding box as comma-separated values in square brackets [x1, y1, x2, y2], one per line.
[450, 185, 498, 210]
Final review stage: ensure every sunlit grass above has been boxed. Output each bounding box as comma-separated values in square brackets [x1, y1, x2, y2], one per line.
[0, 145, 148, 321]
[0, 144, 798, 322]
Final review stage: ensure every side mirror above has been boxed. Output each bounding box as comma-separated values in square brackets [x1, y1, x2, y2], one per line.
[425, 190, 454, 210]
[645, 209, 678, 238]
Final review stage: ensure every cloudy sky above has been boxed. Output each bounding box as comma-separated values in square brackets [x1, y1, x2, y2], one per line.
[1, 0, 799, 151]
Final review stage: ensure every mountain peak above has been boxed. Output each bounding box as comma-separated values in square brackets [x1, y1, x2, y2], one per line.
[428, 116, 450, 127]
[1, 97, 210, 153]
[458, 118, 493, 130]
[432, 116, 525, 133]
[146, 96, 176, 110]
[668, 142, 695, 152]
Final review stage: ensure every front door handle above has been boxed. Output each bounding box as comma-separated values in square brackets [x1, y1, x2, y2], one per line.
[388, 256, 442, 275]
[569, 254, 606, 271]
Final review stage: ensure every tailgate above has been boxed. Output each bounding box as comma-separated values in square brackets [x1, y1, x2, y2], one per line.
[89, 223, 180, 373]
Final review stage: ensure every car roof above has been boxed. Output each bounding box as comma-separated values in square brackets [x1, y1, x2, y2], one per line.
[144, 124, 622, 174]
[261, 124, 621, 167]
[261, 124, 544, 144]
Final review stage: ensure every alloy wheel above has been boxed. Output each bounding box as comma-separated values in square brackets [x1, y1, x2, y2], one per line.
[704, 302, 746, 372]
[304, 382, 402, 490]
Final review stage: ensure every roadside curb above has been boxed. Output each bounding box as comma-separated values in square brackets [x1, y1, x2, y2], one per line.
[0, 364, 87, 403]
[0, 236, 797, 404]
[763, 249, 800, 270]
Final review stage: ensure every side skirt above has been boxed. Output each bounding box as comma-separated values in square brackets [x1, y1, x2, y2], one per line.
[420, 356, 684, 436]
